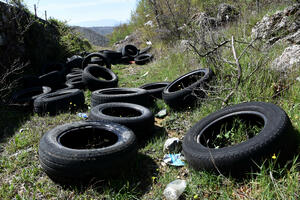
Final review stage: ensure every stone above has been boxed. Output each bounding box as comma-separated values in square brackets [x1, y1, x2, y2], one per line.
[191, 12, 218, 28]
[217, 3, 239, 23]
[252, 4, 300, 45]
[272, 45, 300, 71]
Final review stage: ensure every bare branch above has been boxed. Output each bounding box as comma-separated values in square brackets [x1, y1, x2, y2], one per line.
[231, 36, 242, 88]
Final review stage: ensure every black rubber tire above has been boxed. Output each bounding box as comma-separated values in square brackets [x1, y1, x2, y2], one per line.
[182, 102, 297, 175]
[100, 50, 122, 65]
[134, 54, 153, 65]
[82, 65, 118, 91]
[91, 88, 149, 107]
[65, 77, 85, 90]
[10, 86, 51, 105]
[89, 102, 154, 137]
[38, 121, 137, 183]
[139, 82, 170, 99]
[65, 55, 83, 70]
[162, 68, 214, 109]
[39, 70, 65, 89]
[122, 44, 139, 58]
[139, 46, 151, 55]
[120, 56, 132, 65]
[66, 71, 83, 81]
[82, 52, 111, 69]
[33, 89, 85, 115]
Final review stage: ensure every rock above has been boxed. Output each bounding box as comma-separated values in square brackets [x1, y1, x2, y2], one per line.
[156, 109, 167, 118]
[272, 45, 300, 71]
[113, 31, 143, 50]
[217, 3, 239, 23]
[191, 12, 218, 28]
[252, 4, 300, 45]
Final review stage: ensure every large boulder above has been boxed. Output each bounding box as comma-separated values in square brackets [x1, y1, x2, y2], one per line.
[252, 4, 300, 45]
[191, 12, 218, 28]
[272, 45, 300, 71]
[217, 3, 240, 23]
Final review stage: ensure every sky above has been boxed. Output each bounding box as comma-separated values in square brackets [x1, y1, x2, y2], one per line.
[19, 0, 138, 27]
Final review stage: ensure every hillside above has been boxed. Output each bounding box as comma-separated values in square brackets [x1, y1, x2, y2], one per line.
[87, 26, 114, 36]
[72, 26, 109, 47]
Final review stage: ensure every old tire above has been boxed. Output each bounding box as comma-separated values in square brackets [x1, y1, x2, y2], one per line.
[65, 76, 85, 90]
[182, 102, 297, 175]
[91, 88, 149, 107]
[38, 121, 137, 183]
[82, 65, 118, 91]
[134, 54, 153, 65]
[139, 82, 170, 99]
[122, 44, 139, 58]
[33, 89, 85, 115]
[82, 52, 111, 69]
[10, 86, 51, 105]
[162, 68, 213, 109]
[89, 102, 154, 137]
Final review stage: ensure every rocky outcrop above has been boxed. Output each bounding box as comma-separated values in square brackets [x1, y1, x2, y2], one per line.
[252, 4, 300, 46]
[113, 31, 143, 50]
[191, 3, 239, 29]
[217, 3, 240, 23]
[272, 45, 300, 71]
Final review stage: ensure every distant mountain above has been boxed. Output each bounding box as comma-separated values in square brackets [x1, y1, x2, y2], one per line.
[87, 27, 114, 36]
[74, 19, 122, 27]
[72, 26, 109, 47]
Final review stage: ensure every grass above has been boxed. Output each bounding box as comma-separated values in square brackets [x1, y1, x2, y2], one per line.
[1, 3, 300, 200]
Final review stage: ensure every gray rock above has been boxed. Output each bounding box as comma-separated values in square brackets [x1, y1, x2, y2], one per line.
[191, 12, 218, 28]
[252, 4, 300, 45]
[217, 3, 239, 23]
[272, 45, 300, 71]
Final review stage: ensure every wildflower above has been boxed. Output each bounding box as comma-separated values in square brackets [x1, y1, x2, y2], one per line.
[70, 102, 72, 105]
[194, 194, 199, 199]
[272, 153, 276, 159]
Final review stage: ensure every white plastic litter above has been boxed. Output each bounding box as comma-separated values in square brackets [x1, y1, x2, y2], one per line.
[163, 137, 181, 152]
[163, 179, 187, 200]
[146, 41, 152, 45]
[156, 109, 167, 118]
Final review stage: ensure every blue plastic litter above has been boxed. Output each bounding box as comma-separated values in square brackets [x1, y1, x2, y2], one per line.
[77, 113, 88, 119]
[163, 153, 185, 167]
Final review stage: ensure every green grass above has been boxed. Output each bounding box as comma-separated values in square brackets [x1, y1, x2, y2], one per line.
[1, 3, 300, 200]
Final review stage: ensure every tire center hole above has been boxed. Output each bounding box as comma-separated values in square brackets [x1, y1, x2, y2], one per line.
[199, 114, 264, 148]
[169, 72, 205, 92]
[102, 107, 142, 117]
[101, 90, 136, 95]
[59, 127, 118, 149]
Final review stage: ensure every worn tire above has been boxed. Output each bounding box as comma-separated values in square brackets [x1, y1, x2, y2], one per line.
[66, 71, 83, 80]
[162, 68, 214, 109]
[10, 86, 51, 105]
[34, 89, 85, 115]
[100, 50, 122, 65]
[38, 121, 137, 183]
[82, 52, 111, 69]
[139, 46, 151, 55]
[89, 102, 154, 137]
[82, 65, 118, 91]
[65, 76, 85, 89]
[183, 102, 297, 174]
[91, 88, 149, 107]
[139, 82, 170, 99]
[134, 54, 153, 65]
[122, 44, 139, 58]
